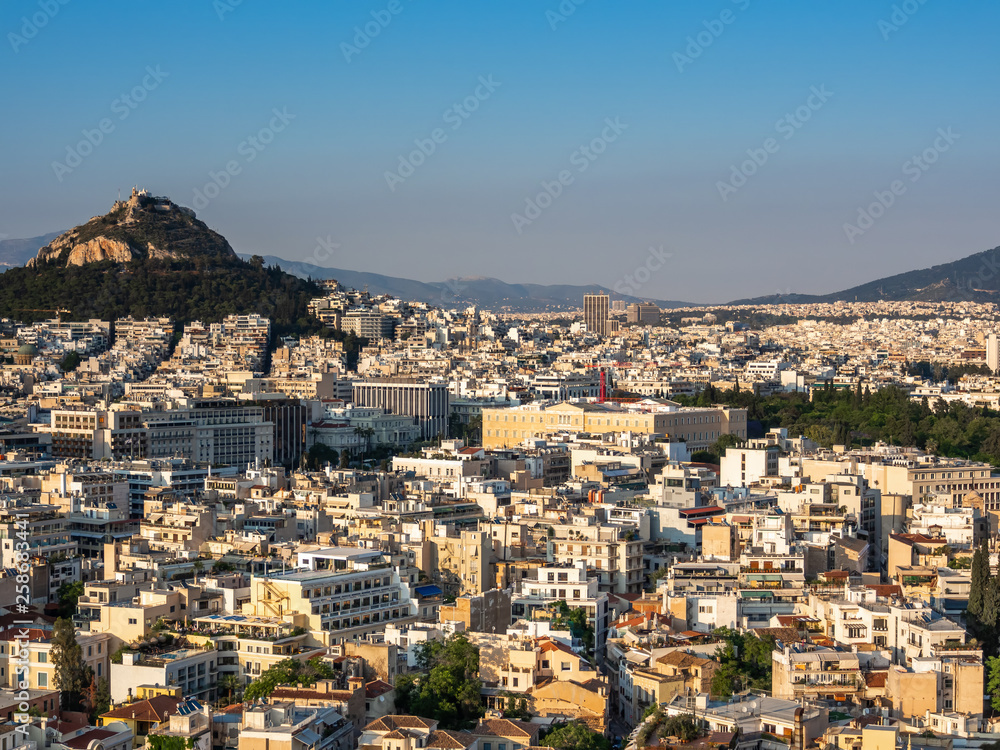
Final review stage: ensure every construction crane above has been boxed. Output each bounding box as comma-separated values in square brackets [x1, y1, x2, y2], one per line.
[15, 308, 71, 321]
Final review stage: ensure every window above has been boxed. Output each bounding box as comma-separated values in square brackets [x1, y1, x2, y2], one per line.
[38, 653, 47, 664]
[38, 673, 47, 687]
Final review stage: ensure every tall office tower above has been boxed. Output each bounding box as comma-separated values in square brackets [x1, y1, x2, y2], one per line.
[583, 292, 610, 336]
[988, 333, 999, 373]
[352, 379, 450, 440]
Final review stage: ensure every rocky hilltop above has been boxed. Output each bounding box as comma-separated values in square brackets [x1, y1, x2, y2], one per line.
[28, 187, 236, 268]
[0, 189, 323, 331]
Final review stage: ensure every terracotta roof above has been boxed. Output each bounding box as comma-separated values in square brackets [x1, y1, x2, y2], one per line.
[0, 611, 55, 629]
[473, 719, 539, 740]
[678, 506, 724, 516]
[383, 730, 418, 740]
[538, 638, 576, 656]
[864, 672, 887, 688]
[427, 730, 479, 749]
[101, 695, 180, 723]
[364, 716, 437, 732]
[366, 679, 394, 698]
[0, 627, 49, 642]
[657, 651, 712, 668]
[44, 718, 89, 735]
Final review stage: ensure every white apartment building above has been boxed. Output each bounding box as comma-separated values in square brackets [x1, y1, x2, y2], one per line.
[513, 561, 610, 660]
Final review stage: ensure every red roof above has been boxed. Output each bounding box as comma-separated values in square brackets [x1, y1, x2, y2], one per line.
[865, 672, 887, 688]
[538, 638, 576, 656]
[0, 627, 49, 642]
[366, 680, 394, 698]
[678, 506, 724, 516]
[63, 730, 117, 749]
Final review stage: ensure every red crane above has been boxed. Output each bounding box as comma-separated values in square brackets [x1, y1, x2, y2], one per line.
[585, 362, 634, 403]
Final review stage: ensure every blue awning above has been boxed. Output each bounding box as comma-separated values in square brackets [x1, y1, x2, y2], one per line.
[414, 585, 443, 597]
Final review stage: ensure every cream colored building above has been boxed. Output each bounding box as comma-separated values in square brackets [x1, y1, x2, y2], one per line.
[0, 628, 112, 690]
[246, 547, 417, 646]
[482, 400, 746, 451]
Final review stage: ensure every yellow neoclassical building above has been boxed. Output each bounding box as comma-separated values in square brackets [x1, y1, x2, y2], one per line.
[482, 400, 746, 451]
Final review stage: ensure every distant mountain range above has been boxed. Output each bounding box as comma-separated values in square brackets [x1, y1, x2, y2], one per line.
[6, 224, 1000, 310]
[730, 245, 1000, 305]
[237, 255, 695, 311]
[0, 232, 63, 270]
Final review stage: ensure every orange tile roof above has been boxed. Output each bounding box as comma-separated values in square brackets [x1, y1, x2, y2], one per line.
[101, 696, 179, 724]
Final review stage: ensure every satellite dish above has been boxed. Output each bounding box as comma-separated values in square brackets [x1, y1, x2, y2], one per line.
[742, 707, 749, 714]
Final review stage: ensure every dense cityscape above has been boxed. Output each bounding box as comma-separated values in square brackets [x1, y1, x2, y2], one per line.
[0, 244, 999, 750]
[6, 3, 998, 750]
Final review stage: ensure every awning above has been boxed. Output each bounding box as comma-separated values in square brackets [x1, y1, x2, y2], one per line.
[296, 728, 321, 746]
[414, 585, 443, 597]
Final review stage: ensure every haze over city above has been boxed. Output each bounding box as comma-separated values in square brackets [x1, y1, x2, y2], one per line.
[4, 0, 999, 302]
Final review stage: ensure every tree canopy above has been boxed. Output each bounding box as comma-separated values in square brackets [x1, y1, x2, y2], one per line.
[710, 627, 776, 698]
[243, 657, 336, 701]
[549, 601, 595, 655]
[394, 634, 483, 730]
[677, 381, 1000, 465]
[541, 722, 611, 750]
[52, 617, 89, 710]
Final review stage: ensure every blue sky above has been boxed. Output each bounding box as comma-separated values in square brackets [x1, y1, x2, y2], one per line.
[2, 0, 998, 303]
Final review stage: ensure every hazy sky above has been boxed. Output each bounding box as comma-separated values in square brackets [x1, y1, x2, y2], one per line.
[3, 0, 998, 303]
